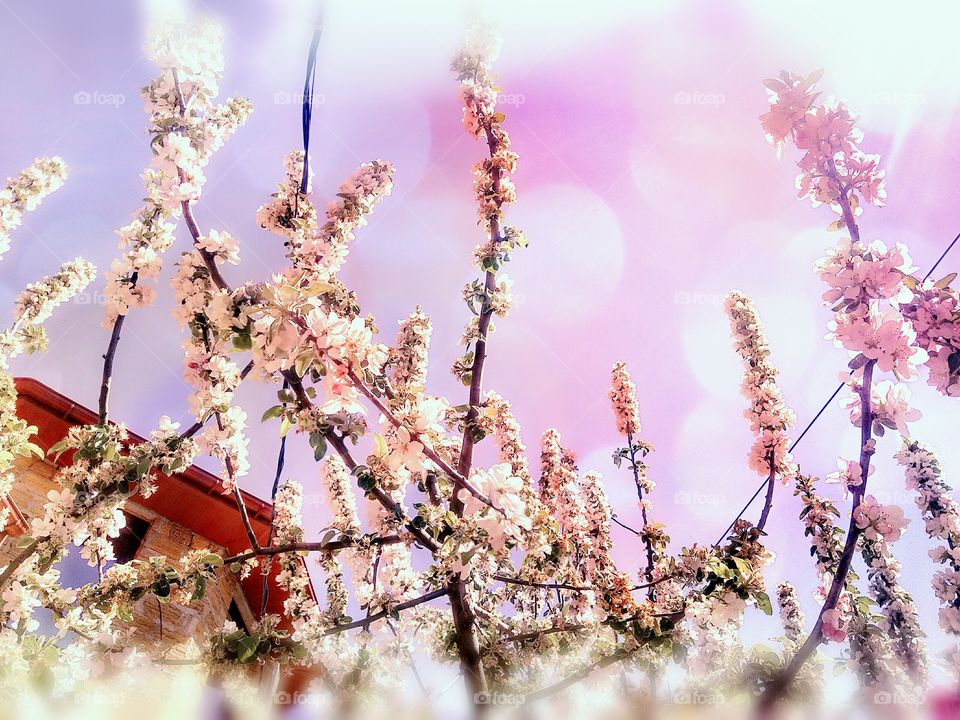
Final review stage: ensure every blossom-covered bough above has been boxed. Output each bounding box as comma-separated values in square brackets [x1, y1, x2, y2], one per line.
[1, 17, 960, 718]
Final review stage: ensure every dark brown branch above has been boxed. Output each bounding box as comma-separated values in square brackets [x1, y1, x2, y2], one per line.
[180, 199, 231, 292]
[760, 360, 876, 709]
[626, 432, 656, 595]
[322, 588, 446, 635]
[756, 465, 777, 532]
[321, 416, 440, 553]
[222, 535, 401, 565]
[98, 304, 132, 424]
[0, 540, 38, 589]
[343, 366, 499, 513]
[178, 360, 254, 440]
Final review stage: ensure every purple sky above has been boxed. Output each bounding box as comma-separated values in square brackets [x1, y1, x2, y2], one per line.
[2, 0, 960, 696]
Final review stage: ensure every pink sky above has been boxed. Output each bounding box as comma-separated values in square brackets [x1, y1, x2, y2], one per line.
[2, 0, 959, 698]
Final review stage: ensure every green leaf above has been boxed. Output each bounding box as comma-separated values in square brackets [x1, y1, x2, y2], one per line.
[261, 405, 285, 422]
[294, 353, 314, 379]
[232, 333, 253, 351]
[202, 553, 224, 568]
[236, 635, 259, 663]
[309, 432, 327, 461]
[48, 439, 69, 461]
[191, 576, 207, 602]
[755, 592, 773, 616]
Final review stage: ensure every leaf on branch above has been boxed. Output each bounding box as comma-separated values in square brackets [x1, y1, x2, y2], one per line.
[261, 405, 285, 422]
[935, 272, 957, 290]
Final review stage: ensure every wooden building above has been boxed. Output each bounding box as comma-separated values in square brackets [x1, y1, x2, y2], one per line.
[0, 377, 310, 650]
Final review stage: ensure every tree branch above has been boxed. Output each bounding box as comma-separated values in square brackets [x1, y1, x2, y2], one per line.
[222, 535, 401, 565]
[322, 588, 446, 636]
[525, 648, 633, 702]
[760, 360, 875, 708]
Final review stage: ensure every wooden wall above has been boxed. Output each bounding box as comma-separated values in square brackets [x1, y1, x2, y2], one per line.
[0, 454, 257, 647]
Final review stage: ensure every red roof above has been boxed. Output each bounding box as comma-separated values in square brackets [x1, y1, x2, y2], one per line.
[13, 377, 313, 621]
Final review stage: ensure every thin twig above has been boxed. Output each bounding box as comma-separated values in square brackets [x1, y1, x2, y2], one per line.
[323, 588, 446, 636]
[222, 536, 401, 565]
[526, 648, 632, 702]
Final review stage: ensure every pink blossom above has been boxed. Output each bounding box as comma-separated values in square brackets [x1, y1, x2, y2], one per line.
[826, 458, 872, 495]
[822, 608, 848, 643]
[828, 308, 928, 380]
[854, 495, 909, 543]
[609, 361, 641, 437]
[816, 238, 913, 313]
[844, 380, 921, 437]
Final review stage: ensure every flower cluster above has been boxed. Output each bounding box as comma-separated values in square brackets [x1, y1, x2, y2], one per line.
[896, 441, 960, 675]
[828, 305, 926, 381]
[860, 533, 927, 680]
[0, 258, 96, 362]
[386, 306, 432, 397]
[609, 362, 641, 438]
[761, 70, 886, 228]
[685, 593, 746, 676]
[776, 581, 805, 648]
[825, 457, 873, 496]
[0, 156, 68, 261]
[258, 152, 394, 284]
[449, 24, 523, 382]
[537, 429, 602, 620]
[171, 251, 249, 490]
[843, 379, 920, 438]
[816, 238, 913, 314]
[580, 470, 637, 616]
[793, 474, 844, 583]
[103, 18, 252, 325]
[12, 258, 96, 328]
[725, 292, 796, 479]
[853, 495, 909, 543]
[312, 161, 394, 279]
[899, 276, 960, 396]
[273, 481, 320, 623]
[451, 24, 516, 227]
[457, 462, 530, 553]
[321, 455, 362, 535]
[255, 150, 316, 244]
[482, 392, 532, 489]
